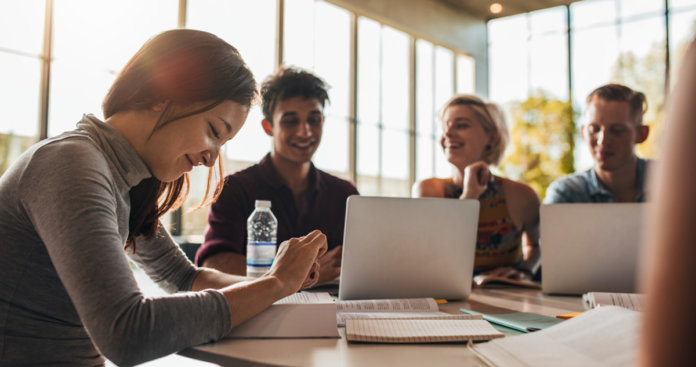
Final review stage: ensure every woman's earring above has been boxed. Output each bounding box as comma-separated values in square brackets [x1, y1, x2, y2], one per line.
[485, 144, 491, 150]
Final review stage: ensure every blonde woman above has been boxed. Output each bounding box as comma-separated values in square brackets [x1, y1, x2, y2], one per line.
[413, 95, 540, 280]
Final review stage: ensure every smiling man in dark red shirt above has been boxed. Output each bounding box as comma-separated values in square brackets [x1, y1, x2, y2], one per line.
[196, 67, 358, 284]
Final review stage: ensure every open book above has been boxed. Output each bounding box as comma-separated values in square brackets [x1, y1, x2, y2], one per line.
[582, 292, 645, 311]
[227, 292, 339, 338]
[471, 306, 640, 367]
[346, 314, 504, 343]
[335, 297, 448, 327]
[473, 274, 541, 289]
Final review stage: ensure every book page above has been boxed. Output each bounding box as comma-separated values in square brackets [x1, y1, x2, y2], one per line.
[275, 291, 334, 304]
[336, 298, 441, 327]
[346, 318, 503, 343]
[582, 292, 645, 311]
[472, 306, 640, 367]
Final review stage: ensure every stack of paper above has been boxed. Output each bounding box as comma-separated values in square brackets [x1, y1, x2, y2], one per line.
[582, 292, 645, 311]
[471, 306, 640, 367]
[336, 297, 447, 326]
[227, 292, 339, 338]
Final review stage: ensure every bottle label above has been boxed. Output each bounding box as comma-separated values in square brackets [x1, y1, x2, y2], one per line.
[246, 242, 277, 267]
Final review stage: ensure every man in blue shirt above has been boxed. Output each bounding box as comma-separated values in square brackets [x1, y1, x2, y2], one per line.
[545, 84, 650, 203]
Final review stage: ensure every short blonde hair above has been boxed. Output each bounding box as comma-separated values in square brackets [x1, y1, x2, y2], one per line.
[440, 94, 509, 165]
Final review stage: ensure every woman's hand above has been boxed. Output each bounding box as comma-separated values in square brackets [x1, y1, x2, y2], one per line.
[461, 161, 492, 199]
[266, 230, 328, 296]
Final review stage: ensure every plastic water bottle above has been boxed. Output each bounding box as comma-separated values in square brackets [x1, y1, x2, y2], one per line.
[246, 200, 278, 278]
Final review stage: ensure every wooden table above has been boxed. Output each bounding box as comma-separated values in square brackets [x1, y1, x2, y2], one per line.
[180, 287, 585, 367]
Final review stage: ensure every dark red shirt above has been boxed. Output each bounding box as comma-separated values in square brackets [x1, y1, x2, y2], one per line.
[195, 154, 359, 265]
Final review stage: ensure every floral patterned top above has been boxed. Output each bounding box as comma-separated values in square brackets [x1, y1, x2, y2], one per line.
[445, 175, 523, 272]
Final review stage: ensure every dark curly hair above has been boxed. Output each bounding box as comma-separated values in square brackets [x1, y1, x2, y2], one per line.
[260, 66, 329, 123]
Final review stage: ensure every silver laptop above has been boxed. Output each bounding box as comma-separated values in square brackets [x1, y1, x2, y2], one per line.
[338, 196, 479, 300]
[541, 203, 645, 295]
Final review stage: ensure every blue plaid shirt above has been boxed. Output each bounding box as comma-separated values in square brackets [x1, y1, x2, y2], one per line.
[544, 158, 649, 203]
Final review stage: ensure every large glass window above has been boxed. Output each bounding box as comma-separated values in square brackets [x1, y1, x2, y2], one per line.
[669, 4, 696, 89]
[184, 0, 277, 237]
[619, 0, 663, 19]
[528, 7, 568, 101]
[433, 46, 456, 178]
[284, 0, 351, 179]
[1, 0, 473, 237]
[490, 8, 568, 105]
[571, 23, 619, 169]
[615, 14, 666, 159]
[488, 0, 690, 193]
[415, 40, 461, 183]
[0, 0, 44, 175]
[356, 18, 382, 195]
[356, 19, 410, 197]
[456, 54, 476, 95]
[415, 40, 435, 182]
[489, 6, 573, 198]
[489, 14, 529, 105]
[49, 0, 178, 136]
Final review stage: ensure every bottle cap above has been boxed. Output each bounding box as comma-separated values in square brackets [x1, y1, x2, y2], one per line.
[255, 200, 272, 208]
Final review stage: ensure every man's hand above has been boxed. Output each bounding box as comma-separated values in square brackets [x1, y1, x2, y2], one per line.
[316, 245, 342, 285]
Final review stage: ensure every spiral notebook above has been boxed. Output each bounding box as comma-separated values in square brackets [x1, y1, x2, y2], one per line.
[345, 314, 504, 343]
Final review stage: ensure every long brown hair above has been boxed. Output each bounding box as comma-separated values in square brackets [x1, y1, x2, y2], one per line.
[102, 29, 257, 249]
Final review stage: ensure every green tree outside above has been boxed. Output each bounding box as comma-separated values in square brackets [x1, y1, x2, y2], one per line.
[611, 40, 666, 160]
[0, 133, 36, 177]
[499, 92, 575, 200]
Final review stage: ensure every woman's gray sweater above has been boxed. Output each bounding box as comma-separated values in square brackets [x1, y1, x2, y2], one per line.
[0, 115, 232, 366]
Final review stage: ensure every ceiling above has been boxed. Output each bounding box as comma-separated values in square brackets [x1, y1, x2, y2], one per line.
[437, 0, 585, 20]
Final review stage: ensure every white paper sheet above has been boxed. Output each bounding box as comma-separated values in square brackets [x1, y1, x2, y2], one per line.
[472, 306, 640, 367]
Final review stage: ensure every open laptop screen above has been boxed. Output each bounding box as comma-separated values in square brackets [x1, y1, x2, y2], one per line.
[338, 196, 479, 300]
[541, 203, 645, 295]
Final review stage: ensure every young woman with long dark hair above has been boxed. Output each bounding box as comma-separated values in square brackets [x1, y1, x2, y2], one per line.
[0, 29, 326, 366]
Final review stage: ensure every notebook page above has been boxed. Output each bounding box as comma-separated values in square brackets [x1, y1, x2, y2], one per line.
[337, 311, 450, 327]
[346, 318, 504, 343]
[472, 306, 640, 367]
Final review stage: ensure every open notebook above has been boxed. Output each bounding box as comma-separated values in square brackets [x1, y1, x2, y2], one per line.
[345, 314, 504, 343]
